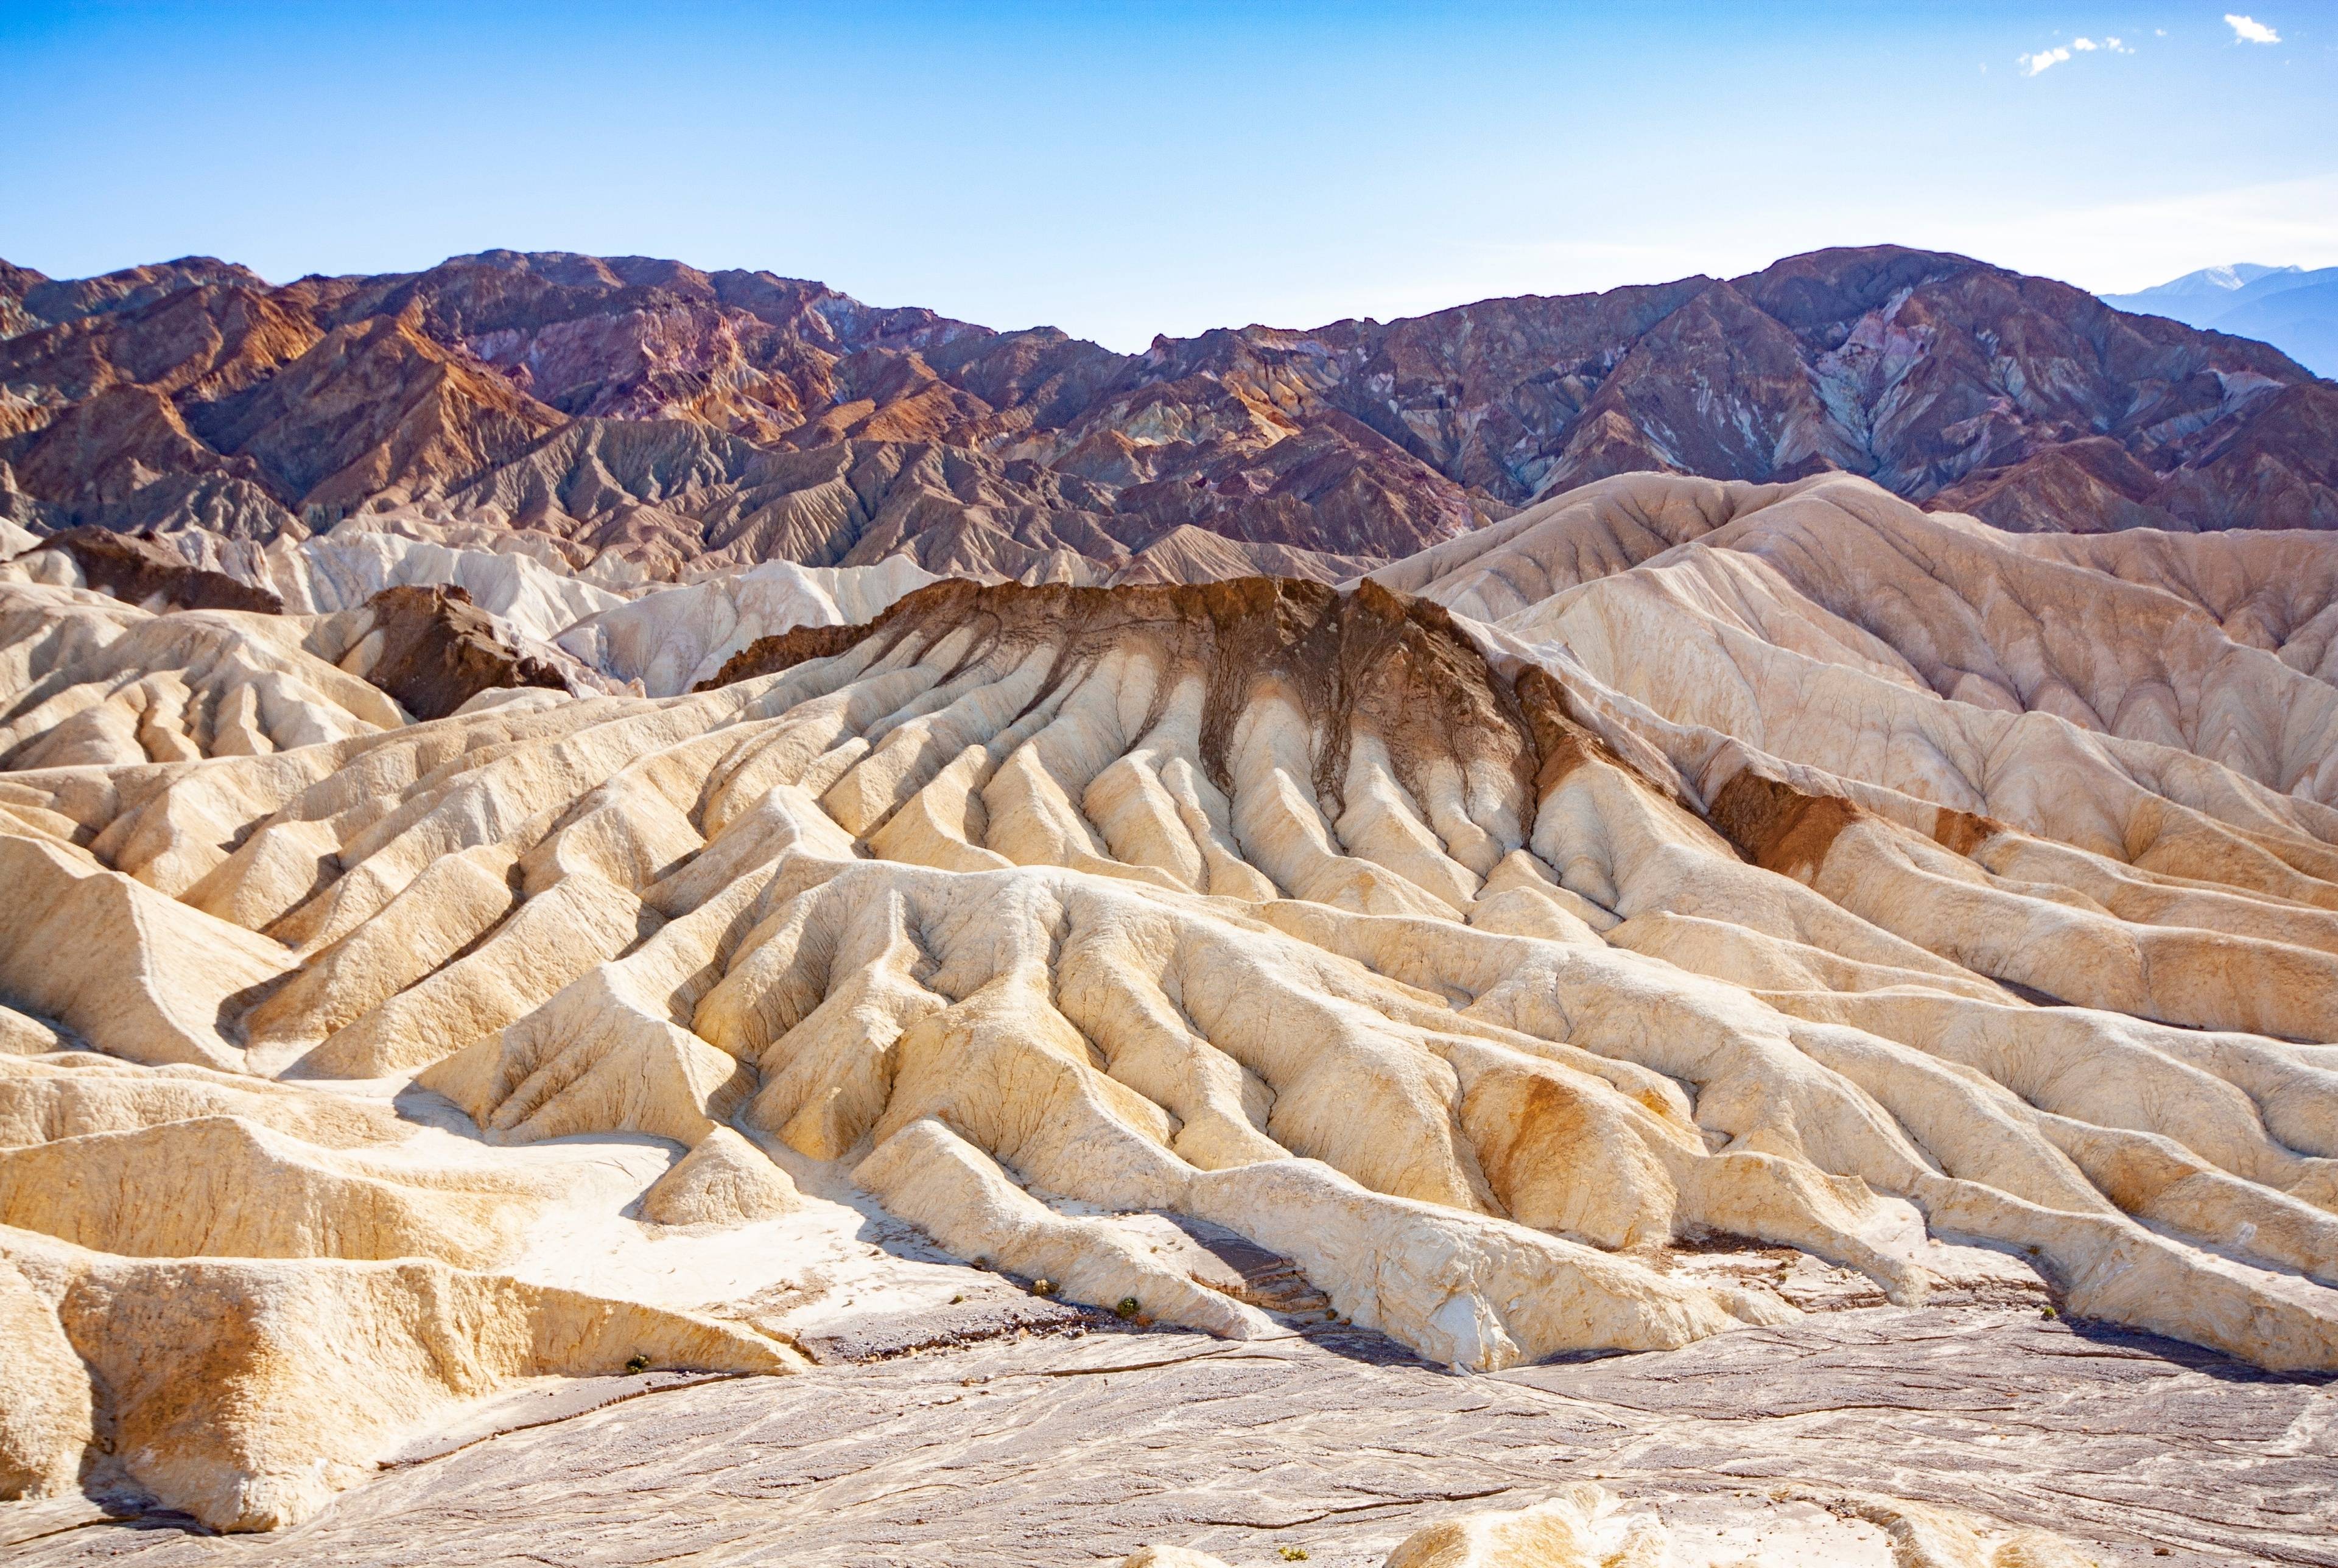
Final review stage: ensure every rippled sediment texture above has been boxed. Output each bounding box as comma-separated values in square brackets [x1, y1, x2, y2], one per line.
[3, 472, 2337, 1534]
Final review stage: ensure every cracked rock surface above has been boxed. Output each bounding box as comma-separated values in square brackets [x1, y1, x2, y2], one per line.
[6, 1306, 2326, 1565]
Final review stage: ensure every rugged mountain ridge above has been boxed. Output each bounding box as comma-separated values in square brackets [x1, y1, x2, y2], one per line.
[5, 245, 2333, 587]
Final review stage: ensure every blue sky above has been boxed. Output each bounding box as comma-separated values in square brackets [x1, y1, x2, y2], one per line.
[3, 1, 2334, 349]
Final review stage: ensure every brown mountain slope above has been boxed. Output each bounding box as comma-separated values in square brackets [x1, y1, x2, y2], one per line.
[181, 309, 564, 509]
[0, 245, 2330, 587]
[2, 256, 266, 334]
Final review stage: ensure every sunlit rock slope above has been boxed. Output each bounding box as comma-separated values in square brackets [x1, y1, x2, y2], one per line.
[3, 471, 2337, 1535]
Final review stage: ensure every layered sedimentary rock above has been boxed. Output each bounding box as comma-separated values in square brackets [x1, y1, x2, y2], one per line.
[1, 472, 2336, 1538]
[0, 516, 914, 749]
[0, 564, 616, 768]
[300, 583, 592, 720]
[0, 580, 408, 769]
[5, 245, 2331, 603]
[211, 517, 627, 639]
[553, 553, 941, 696]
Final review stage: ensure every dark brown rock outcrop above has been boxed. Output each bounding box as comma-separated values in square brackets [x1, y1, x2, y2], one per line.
[698, 575, 1534, 818]
[346, 584, 572, 719]
[28, 526, 283, 612]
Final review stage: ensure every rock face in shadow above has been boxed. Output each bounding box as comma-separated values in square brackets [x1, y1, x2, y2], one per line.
[19, 527, 283, 612]
[321, 583, 574, 720]
[3, 470, 2337, 1538]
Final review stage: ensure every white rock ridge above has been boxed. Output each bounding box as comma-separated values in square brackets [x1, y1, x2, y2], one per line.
[1, 472, 2335, 1537]
[554, 554, 941, 696]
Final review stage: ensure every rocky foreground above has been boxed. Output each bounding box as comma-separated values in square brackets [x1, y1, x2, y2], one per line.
[2, 472, 2337, 1561]
[11, 1307, 2315, 1566]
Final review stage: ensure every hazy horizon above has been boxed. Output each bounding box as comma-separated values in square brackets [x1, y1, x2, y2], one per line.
[5, 1, 2334, 352]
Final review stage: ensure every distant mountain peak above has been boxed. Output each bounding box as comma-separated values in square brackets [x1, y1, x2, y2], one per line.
[2187, 262, 2295, 292]
[2100, 263, 2337, 377]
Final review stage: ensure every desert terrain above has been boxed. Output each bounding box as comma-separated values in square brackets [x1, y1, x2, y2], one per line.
[3, 249, 2337, 1566]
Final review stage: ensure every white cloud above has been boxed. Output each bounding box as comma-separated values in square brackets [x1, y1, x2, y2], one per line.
[2226, 14, 2281, 43]
[2020, 33, 2135, 75]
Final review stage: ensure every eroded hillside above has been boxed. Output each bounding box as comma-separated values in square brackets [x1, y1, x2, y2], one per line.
[1, 474, 2336, 1549]
[4, 247, 2333, 598]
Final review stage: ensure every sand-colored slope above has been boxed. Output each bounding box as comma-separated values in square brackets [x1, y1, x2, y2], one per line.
[0, 580, 405, 768]
[2, 481, 2336, 1535]
[0, 1226, 799, 1531]
[554, 553, 941, 696]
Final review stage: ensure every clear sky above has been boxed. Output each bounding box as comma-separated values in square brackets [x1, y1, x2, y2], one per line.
[4, 1, 2334, 350]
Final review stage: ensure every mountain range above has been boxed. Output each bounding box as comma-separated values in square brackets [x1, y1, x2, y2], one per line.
[2102, 262, 2338, 379]
[5, 243, 2335, 592]
[9, 240, 2338, 1561]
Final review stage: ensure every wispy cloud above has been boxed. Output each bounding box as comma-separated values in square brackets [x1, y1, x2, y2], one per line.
[2225, 14, 2281, 44]
[2020, 33, 2133, 75]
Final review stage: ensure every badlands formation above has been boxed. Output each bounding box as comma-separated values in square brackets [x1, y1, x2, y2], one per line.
[0, 471, 2336, 1561]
